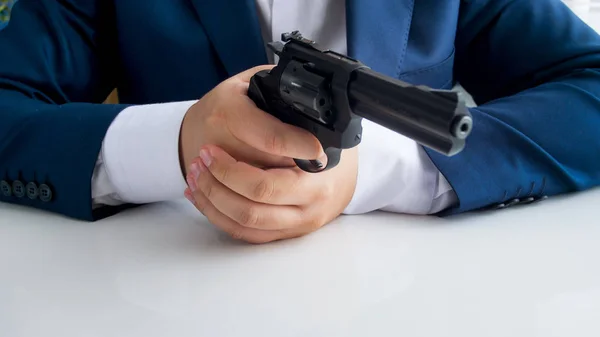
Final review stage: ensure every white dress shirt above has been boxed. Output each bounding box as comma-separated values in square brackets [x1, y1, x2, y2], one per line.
[92, 0, 457, 215]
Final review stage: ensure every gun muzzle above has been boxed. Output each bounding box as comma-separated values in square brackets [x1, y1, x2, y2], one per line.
[348, 67, 472, 156]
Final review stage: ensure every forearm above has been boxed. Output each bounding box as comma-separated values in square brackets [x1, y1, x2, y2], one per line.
[0, 94, 129, 220]
[0, 0, 133, 219]
[427, 67, 600, 214]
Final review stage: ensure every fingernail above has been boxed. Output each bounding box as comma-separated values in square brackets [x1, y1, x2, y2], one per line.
[184, 189, 195, 204]
[199, 149, 212, 167]
[186, 174, 197, 192]
[198, 161, 207, 173]
[190, 163, 201, 179]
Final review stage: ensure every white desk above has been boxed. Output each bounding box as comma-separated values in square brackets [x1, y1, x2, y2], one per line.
[1, 188, 599, 337]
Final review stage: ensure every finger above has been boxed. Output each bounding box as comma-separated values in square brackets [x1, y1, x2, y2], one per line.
[227, 98, 324, 160]
[188, 164, 305, 230]
[198, 145, 316, 205]
[226, 147, 296, 169]
[186, 188, 285, 244]
[232, 65, 275, 83]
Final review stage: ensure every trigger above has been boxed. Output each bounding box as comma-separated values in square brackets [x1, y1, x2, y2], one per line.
[293, 148, 342, 173]
[309, 160, 324, 170]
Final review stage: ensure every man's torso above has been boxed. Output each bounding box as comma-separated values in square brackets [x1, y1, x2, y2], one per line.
[106, 0, 460, 104]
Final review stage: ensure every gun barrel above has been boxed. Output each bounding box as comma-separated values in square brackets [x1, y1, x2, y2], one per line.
[348, 68, 472, 156]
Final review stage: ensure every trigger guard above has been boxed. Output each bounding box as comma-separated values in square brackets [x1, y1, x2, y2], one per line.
[294, 148, 342, 173]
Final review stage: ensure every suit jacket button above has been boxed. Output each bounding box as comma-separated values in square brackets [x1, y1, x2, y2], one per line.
[495, 203, 506, 209]
[39, 184, 53, 202]
[506, 198, 520, 208]
[12, 180, 25, 198]
[1, 180, 11, 197]
[521, 197, 535, 204]
[26, 182, 39, 200]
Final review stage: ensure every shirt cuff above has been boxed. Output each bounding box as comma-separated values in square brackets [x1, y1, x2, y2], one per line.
[343, 119, 456, 215]
[96, 100, 198, 205]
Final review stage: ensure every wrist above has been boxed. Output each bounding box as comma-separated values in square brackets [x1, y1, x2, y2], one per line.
[341, 147, 359, 209]
[179, 110, 190, 177]
[102, 100, 197, 204]
[179, 100, 203, 177]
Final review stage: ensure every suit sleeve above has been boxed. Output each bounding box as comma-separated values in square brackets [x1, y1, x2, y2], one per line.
[425, 0, 600, 215]
[0, 0, 133, 220]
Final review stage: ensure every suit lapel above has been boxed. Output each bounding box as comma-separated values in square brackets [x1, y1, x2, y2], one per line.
[189, 0, 268, 76]
[346, 0, 415, 78]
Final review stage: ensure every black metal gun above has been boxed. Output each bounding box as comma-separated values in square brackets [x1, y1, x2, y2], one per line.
[248, 31, 473, 173]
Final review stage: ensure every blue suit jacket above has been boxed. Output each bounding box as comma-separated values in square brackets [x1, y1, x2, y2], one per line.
[1, 0, 599, 220]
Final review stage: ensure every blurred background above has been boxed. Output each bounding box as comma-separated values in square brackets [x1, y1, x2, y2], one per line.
[0, 0, 15, 30]
[564, 0, 600, 32]
[0, 0, 598, 105]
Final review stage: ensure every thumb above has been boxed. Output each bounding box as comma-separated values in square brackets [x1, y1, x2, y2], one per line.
[233, 65, 275, 83]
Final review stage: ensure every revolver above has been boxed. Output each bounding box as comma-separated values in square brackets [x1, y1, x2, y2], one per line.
[248, 31, 473, 173]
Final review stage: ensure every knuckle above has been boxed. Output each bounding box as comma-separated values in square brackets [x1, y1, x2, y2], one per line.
[230, 230, 276, 245]
[264, 131, 286, 155]
[203, 182, 214, 200]
[195, 197, 208, 214]
[249, 237, 274, 245]
[204, 112, 223, 129]
[214, 164, 230, 183]
[318, 182, 335, 201]
[206, 104, 228, 126]
[252, 178, 275, 202]
[306, 217, 325, 232]
[243, 234, 270, 245]
[301, 211, 327, 232]
[238, 206, 260, 228]
[230, 230, 245, 241]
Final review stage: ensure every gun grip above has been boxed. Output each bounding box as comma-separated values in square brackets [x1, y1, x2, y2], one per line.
[248, 72, 269, 112]
[293, 147, 341, 173]
[249, 71, 343, 173]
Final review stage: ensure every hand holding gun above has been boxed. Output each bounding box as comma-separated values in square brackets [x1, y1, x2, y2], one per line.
[248, 31, 473, 173]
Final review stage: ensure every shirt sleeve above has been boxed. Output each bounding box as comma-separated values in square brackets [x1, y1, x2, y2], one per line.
[343, 119, 457, 215]
[91, 100, 198, 207]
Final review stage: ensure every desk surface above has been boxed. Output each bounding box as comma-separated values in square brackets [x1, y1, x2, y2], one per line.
[1, 189, 599, 337]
